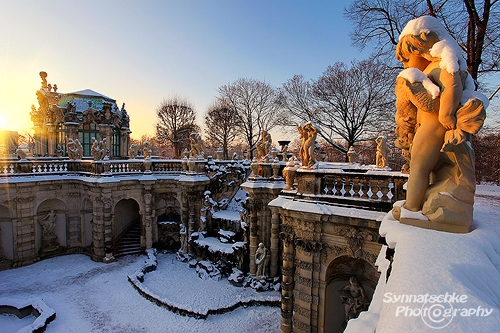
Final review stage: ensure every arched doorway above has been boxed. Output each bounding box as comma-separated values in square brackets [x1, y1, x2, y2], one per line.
[324, 256, 378, 333]
[113, 199, 140, 241]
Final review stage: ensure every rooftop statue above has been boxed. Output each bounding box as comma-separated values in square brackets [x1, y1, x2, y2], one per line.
[189, 132, 203, 160]
[392, 16, 487, 233]
[298, 122, 318, 168]
[375, 136, 390, 169]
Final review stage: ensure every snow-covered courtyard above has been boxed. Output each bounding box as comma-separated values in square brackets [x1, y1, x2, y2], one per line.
[0, 251, 280, 333]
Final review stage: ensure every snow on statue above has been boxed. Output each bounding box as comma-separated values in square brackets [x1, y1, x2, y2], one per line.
[392, 16, 488, 233]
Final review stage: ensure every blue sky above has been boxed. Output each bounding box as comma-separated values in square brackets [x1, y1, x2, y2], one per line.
[0, 1, 371, 138]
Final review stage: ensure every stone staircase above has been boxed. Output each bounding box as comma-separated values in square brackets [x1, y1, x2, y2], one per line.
[114, 223, 143, 257]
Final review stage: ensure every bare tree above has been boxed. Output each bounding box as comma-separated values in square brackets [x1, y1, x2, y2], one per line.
[217, 78, 281, 158]
[155, 96, 199, 158]
[204, 101, 241, 160]
[280, 59, 396, 160]
[345, 0, 500, 81]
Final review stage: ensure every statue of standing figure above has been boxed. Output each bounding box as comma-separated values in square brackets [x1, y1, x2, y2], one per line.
[375, 136, 390, 168]
[39, 209, 59, 252]
[298, 122, 318, 168]
[256, 130, 272, 162]
[189, 132, 203, 159]
[179, 224, 188, 253]
[392, 16, 487, 233]
[67, 138, 83, 160]
[255, 242, 269, 278]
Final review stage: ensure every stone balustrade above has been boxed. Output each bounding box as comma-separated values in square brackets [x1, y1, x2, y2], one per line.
[0, 158, 247, 177]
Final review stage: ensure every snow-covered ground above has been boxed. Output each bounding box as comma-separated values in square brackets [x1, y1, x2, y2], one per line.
[0, 252, 280, 333]
[346, 185, 500, 332]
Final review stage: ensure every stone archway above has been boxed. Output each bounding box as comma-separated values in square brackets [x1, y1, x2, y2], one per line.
[0, 204, 14, 262]
[112, 199, 140, 242]
[36, 199, 66, 255]
[155, 196, 181, 251]
[323, 256, 378, 333]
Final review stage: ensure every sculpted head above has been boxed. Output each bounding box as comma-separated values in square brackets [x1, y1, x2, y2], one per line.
[396, 31, 439, 70]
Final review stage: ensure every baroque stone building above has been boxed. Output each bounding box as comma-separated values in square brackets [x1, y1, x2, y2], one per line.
[30, 72, 131, 158]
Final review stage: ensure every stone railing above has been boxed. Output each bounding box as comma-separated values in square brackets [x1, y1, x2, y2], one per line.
[0, 157, 250, 179]
[293, 165, 407, 211]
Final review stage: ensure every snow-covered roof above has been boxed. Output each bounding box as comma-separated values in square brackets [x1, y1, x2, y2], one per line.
[65, 89, 115, 102]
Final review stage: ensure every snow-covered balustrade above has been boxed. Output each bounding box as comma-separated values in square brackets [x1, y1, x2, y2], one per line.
[294, 165, 407, 211]
[0, 158, 245, 177]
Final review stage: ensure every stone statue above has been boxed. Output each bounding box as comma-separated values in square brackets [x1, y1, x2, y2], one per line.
[249, 157, 259, 178]
[129, 143, 138, 159]
[256, 130, 272, 162]
[375, 136, 390, 168]
[281, 144, 288, 162]
[143, 141, 152, 159]
[255, 242, 269, 277]
[67, 138, 83, 160]
[347, 146, 357, 163]
[339, 276, 369, 323]
[99, 138, 109, 160]
[298, 122, 318, 168]
[189, 132, 203, 159]
[39, 209, 58, 252]
[179, 224, 187, 253]
[91, 137, 101, 160]
[392, 16, 487, 233]
[282, 155, 299, 190]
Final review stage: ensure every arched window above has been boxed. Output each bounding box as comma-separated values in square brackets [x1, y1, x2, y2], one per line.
[112, 128, 121, 157]
[79, 123, 100, 157]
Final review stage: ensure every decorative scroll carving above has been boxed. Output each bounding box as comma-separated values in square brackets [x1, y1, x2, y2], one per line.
[321, 244, 348, 263]
[294, 238, 322, 254]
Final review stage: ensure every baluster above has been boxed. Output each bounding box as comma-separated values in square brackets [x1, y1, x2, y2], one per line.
[360, 178, 369, 199]
[334, 176, 343, 196]
[380, 180, 390, 202]
[344, 177, 352, 197]
[370, 180, 380, 200]
[5, 165, 9, 173]
[352, 177, 360, 198]
[9, 165, 14, 173]
[64, 163, 68, 171]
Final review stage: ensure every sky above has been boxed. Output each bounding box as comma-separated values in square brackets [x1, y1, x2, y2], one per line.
[0, 0, 371, 140]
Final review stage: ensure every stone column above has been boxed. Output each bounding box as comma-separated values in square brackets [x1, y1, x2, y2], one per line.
[280, 224, 295, 333]
[102, 194, 113, 261]
[248, 197, 259, 275]
[120, 128, 131, 158]
[46, 124, 56, 156]
[91, 192, 105, 261]
[65, 122, 80, 144]
[270, 206, 280, 277]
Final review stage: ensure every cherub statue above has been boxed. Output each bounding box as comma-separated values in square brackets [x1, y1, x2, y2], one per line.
[392, 16, 487, 232]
